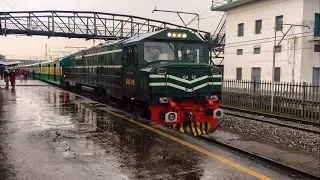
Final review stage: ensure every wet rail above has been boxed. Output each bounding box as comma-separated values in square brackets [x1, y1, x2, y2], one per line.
[199, 136, 320, 180]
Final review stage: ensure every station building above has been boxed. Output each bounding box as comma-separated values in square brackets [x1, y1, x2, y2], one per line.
[211, 0, 320, 84]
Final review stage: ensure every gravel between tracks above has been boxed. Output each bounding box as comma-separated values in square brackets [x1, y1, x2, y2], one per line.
[219, 111, 320, 153]
[225, 110, 320, 132]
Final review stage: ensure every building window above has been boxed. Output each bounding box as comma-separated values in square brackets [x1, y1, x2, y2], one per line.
[274, 67, 281, 82]
[237, 49, 243, 55]
[238, 23, 244, 37]
[315, 45, 320, 52]
[255, 19, 262, 34]
[251, 67, 261, 81]
[313, 68, 320, 85]
[275, 15, 283, 31]
[236, 68, 242, 80]
[315, 13, 320, 36]
[275, 46, 282, 53]
[254, 47, 261, 54]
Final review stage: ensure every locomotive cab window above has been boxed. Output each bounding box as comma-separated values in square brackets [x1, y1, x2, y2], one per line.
[144, 42, 204, 63]
[124, 45, 138, 66]
[144, 42, 174, 62]
[177, 43, 204, 63]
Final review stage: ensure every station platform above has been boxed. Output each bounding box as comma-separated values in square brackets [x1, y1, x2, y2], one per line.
[0, 80, 307, 180]
[0, 78, 49, 87]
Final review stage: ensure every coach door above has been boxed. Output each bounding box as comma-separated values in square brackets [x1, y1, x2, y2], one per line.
[53, 64, 57, 82]
[123, 45, 139, 99]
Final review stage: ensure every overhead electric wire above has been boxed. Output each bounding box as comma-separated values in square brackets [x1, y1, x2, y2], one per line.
[178, 0, 189, 11]
[222, 34, 314, 52]
[1, 0, 16, 10]
[224, 31, 315, 48]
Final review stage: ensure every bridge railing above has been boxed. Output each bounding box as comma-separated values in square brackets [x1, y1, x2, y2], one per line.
[0, 10, 210, 40]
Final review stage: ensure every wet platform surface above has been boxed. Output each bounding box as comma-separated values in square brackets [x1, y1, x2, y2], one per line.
[0, 81, 311, 180]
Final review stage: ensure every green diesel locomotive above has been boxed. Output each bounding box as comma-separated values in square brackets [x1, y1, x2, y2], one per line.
[24, 29, 224, 136]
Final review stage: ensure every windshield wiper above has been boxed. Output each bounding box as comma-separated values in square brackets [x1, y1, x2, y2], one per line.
[147, 48, 158, 61]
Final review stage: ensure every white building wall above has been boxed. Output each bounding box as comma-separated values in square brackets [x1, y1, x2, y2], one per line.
[222, 0, 319, 83]
[300, 0, 320, 83]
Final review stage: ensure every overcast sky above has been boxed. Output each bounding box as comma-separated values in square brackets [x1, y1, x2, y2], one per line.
[0, 0, 223, 59]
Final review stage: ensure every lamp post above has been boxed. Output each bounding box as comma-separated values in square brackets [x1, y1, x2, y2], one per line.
[270, 23, 310, 112]
[152, 7, 200, 34]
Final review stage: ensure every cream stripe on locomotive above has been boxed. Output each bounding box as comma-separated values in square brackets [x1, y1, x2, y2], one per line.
[75, 49, 122, 60]
[149, 74, 222, 84]
[149, 82, 222, 92]
[71, 65, 122, 68]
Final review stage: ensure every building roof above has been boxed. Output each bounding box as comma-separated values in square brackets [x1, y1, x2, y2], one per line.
[211, 0, 258, 11]
[0, 60, 22, 66]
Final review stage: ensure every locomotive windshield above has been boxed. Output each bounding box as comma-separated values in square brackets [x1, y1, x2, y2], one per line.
[144, 42, 175, 61]
[177, 43, 204, 63]
[144, 42, 204, 63]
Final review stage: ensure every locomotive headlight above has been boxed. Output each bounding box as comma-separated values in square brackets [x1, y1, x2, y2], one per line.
[177, 33, 182, 38]
[157, 68, 167, 75]
[167, 32, 172, 37]
[210, 95, 219, 101]
[159, 97, 169, 103]
[172, 33, 177, 38]
[165, 112, 177, 122]
[168, 113, 176, 121]
[210, 68, 220, 75]
[182, 33, 187, 38]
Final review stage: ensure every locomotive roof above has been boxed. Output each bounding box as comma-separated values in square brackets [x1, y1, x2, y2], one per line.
[97, 29, 205, 47]
[123, 29, 167, 44]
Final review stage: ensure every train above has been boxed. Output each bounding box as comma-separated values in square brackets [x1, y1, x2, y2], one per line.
[21, 29, 224, 136]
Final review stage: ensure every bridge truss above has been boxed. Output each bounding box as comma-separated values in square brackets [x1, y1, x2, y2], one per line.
[0, 10, 210, 40]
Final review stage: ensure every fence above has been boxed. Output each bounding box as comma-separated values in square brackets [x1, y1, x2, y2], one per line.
[222, 80, 320, 122]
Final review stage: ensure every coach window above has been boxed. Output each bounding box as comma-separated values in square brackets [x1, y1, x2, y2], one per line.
[128, 47, 133, 65]
[133, 45, 138, 65]
[123, 47, 128, 65]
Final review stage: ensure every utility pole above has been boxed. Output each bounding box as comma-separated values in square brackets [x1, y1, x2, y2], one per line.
[152, 7, 200, 34]
[45, 44, 48, 60]
[270, 23, 310, 112]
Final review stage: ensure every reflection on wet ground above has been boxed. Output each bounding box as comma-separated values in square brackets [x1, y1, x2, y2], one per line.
[0, 87, 209, 180]
[0, 85, 306, 180]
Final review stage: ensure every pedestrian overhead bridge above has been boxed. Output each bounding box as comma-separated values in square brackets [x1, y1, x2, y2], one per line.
[0, 10, 210, 40]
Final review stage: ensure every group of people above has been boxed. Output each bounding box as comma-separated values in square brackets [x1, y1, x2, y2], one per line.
[1, 68, 29, 89]
[3, 68, 17, 89]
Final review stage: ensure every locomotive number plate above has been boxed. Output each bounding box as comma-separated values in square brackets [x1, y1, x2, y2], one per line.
[125, 79, 135, 86]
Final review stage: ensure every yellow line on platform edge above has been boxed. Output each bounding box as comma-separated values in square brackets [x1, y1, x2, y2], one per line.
[106, 110, 272, 180]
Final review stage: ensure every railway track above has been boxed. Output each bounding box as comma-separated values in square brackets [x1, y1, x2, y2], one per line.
[221, 106, 320, 134]
[199, 136, 320, 180]
[221, 105, 320, 127]
[224, 112, 320, 134]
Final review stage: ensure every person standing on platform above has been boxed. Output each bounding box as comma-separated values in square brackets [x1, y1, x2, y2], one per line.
[4, 68, 10, 88]
[10, 69, 16, 89]
[23, 70, 28, 81]
[32, 69, 35, 80]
